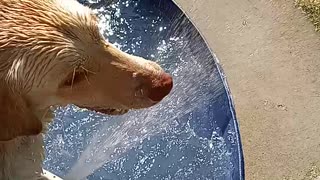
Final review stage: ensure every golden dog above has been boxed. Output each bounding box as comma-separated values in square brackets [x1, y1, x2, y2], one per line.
[0, 0, 173, 179]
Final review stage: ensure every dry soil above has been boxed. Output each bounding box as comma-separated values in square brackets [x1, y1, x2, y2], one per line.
[175, 0, 320, 179]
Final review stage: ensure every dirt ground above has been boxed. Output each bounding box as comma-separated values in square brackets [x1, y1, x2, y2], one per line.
[175, 0, 320, 179]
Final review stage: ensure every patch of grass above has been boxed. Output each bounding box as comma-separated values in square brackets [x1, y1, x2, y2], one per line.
[303, 163, 320, 180]
[296, 0, 320, 31]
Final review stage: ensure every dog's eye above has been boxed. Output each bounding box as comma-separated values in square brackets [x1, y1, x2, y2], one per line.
[60, 70, 88, 88]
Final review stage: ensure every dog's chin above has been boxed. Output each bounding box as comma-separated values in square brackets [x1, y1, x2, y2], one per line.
[80, 106, 129, 115]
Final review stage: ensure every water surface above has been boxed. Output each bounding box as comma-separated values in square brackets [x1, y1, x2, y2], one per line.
[44, 0, 244, 179]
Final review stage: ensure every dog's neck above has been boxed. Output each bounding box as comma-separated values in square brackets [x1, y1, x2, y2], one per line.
[0, 134, 45, 179]
[0, 109, 53, 179]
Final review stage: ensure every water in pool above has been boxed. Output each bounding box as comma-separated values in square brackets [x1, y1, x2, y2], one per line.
[44, 0, 243, 179]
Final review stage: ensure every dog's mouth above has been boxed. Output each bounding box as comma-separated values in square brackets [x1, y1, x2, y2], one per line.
[79, 106, 129, 115]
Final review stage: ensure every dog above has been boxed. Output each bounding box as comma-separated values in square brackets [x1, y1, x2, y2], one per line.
[0, 0, 173, 179]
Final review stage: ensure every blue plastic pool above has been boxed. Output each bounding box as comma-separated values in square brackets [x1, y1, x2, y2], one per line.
[44, 0, 245, 179]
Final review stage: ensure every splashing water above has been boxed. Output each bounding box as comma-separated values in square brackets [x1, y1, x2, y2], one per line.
[65, 54, 226, 179]
[44, 0, 241, 179]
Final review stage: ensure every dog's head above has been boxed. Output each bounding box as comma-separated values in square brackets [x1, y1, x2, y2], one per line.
[0, 0, 173, 140]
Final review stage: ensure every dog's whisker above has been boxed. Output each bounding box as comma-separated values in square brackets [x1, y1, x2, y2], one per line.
[81, 66, 97, 75]
[83, 71, 91, 86]
[39, 107, 53, 133]
[40, 108, 50, 121]
[71, 67, 76, 90]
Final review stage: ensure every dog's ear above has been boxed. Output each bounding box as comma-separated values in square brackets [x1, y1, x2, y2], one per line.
[0, 83, 42, 141]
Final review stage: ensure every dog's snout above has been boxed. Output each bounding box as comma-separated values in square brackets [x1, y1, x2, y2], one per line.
[147, 73, 173, 102]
